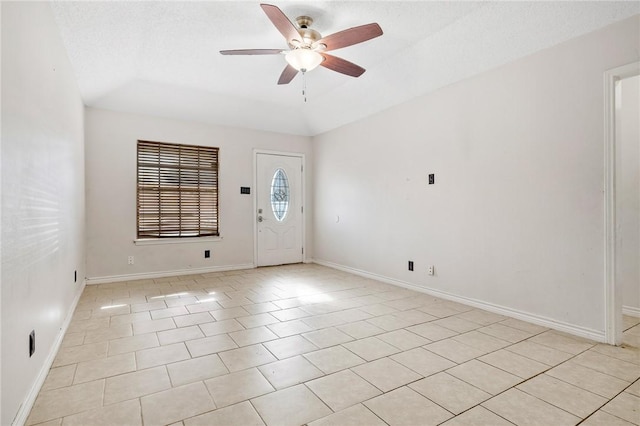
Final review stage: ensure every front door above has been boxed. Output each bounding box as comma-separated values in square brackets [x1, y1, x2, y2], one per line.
[256, 153, 303, 266]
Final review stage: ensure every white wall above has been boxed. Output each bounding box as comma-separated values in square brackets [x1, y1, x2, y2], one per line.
[1, 2, 86, 424]
[85, 108, 312, 280]
[617, 75, 640, 314]
[313, 15, 640, 338]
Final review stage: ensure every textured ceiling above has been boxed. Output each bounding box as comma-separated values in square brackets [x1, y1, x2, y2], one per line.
[51, 1, 639, 136]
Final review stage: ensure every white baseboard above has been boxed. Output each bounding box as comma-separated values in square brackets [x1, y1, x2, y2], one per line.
[85, 263, 256, 285]
[623, 305, 640, 318]
[313, 259, 605, 343]
[12, 280, 86, 426]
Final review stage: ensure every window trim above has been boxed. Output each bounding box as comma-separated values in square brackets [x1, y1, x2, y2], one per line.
[133, 236, 223, 246]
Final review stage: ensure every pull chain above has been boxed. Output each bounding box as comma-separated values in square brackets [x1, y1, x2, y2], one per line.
[302, 71, 307, 103]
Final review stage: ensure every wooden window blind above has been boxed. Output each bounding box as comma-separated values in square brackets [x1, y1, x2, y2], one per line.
[137, 140, 219, 238]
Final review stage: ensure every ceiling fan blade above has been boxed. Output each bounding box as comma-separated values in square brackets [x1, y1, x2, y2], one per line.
[317, 23, 383, 52]
[260, 4, 301, 44]
[220, 49, 283, 55]
[278, 64, 299, 85]
[320, 53, 365, 77]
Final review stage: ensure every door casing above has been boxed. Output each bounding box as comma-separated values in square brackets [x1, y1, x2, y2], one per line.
[604, 61, 640, 345]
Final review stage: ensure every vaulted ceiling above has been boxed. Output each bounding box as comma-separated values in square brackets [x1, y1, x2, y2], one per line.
[51, 1, 639, 136]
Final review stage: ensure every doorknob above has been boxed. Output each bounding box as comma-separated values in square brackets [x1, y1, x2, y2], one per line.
[258, 215, 264, 222]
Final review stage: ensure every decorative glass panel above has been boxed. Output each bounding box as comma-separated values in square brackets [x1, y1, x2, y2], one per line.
[270, 168, 289, 221]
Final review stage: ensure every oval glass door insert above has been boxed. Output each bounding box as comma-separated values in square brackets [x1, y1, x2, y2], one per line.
[270, 168, 290, 221]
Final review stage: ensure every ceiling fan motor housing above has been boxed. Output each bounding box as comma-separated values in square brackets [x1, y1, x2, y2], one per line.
[294, 16, 322, 47]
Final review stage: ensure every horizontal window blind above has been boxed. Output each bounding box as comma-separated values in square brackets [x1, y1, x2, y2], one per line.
[137, 140, 219, 238]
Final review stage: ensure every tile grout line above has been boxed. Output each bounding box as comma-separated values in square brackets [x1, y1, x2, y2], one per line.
[574, 377, 640, 425]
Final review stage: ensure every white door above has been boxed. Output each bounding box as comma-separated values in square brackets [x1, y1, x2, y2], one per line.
[256, 153, 303, 266]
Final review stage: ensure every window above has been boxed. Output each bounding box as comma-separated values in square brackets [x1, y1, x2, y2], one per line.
[137, 140, 219, 238]
[270, 168, 290, 221]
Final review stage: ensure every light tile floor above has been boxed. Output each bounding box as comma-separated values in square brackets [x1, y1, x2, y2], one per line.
[27, 264, 640, 425]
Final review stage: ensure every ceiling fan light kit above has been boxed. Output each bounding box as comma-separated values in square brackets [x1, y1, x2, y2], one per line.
[285, 48, 323, 72]
[220, 3, 383, 86]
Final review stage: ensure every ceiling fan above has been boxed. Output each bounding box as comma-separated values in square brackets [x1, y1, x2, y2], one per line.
[220, 4, 383, 85]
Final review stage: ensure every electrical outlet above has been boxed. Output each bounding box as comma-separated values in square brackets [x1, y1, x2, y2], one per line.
[408, 261, 414, 271]
[204, 250, 211, 259]
[428, 265, 435, 275]
[428, 174, 435, 185]
[74, 270, 77, 283]
[29, 330, 36, 357]
[128, 256, 134, 265]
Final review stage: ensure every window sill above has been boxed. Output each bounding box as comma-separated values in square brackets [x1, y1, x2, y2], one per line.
[134, 236, 223, 246]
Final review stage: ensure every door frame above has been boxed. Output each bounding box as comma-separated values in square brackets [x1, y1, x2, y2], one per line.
[603, 61, 640, 345]
[253, 149, 306, 267]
